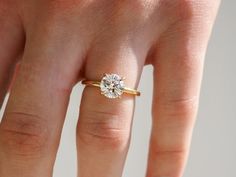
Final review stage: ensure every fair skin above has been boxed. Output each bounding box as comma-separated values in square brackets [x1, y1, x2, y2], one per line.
[0, 0, 220, 177]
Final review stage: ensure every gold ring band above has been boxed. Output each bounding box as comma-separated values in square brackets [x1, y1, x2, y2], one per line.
[81, 80, 141, 96]
[81, 73, 141, 99]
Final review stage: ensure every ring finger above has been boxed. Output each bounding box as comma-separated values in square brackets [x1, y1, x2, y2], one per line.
[77, 30, 148, 176]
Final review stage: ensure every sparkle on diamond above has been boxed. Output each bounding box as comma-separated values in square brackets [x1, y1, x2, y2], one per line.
[100, 74, 125, 98]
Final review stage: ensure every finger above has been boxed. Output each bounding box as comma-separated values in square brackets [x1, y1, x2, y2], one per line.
[146, 2, 220, 177]
[0, 11, 25, 109]
[0, 19, 85, 176]
[77, 33, 147, 176]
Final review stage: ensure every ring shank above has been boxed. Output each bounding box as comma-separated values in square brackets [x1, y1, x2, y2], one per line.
[81, 80, 141, 96]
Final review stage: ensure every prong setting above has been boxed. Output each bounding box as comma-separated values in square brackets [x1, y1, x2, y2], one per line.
[100, 73, 125, 99]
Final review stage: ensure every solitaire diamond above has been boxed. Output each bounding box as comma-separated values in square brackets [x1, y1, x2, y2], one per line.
[100, 74, 125, 98]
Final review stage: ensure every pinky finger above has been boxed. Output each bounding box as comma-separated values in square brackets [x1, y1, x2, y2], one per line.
[146, 1, 220, 177]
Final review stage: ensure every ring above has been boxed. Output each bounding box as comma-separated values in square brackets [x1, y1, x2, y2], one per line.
[81, 73, 141, 99]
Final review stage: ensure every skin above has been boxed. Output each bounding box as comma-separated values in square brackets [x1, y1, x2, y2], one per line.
[0, 0, 220, 177]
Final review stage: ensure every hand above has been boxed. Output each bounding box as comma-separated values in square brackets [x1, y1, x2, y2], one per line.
[0, 0, 220, 177]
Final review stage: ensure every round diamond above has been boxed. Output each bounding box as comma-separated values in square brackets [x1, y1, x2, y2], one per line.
[100, 74, 125, 98]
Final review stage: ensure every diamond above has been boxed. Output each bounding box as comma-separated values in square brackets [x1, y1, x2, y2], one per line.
[100, 73, 125, 98]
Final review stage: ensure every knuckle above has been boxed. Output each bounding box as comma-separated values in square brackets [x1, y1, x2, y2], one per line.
[151, 147, 187, 160]
[160, 0, 217, 22]
[149, 148, 187, 177]
[77, 110, 130, 150]
[155, 96, 199, 118]
[0, 111, 49, 157]
[46, 0, 88, 14]
[114, 0, 156, 21]
[120, 0, 153, 11]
